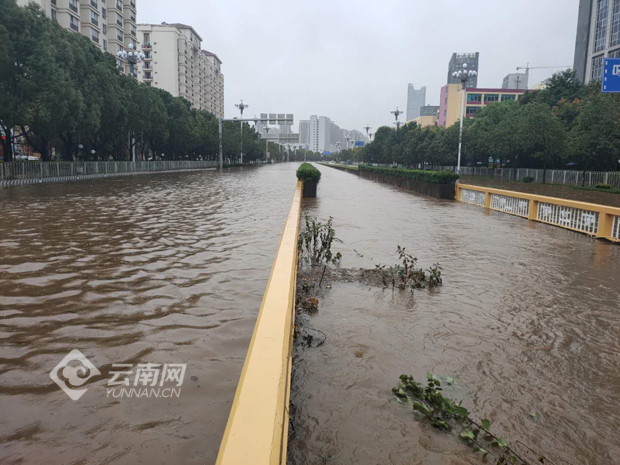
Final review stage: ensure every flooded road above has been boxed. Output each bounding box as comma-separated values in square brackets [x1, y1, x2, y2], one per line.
[289, 165, 620, 465]
[0, 164, 298, 464]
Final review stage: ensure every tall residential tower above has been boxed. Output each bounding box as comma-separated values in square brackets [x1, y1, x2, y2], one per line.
[447, 52, 480, 88]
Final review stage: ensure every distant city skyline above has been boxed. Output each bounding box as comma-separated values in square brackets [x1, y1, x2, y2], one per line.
[137, 0, 578, 134]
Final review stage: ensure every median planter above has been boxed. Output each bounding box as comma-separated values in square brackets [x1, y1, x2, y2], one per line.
[296, 163, 321, 198]
[358, 165, 459, 200]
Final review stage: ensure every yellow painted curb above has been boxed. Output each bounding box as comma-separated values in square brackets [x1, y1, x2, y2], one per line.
[216, 180, 303, 465]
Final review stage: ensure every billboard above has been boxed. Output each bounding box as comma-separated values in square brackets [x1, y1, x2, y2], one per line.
[354, 141, 365, 147]
[322, 151, 332, 156]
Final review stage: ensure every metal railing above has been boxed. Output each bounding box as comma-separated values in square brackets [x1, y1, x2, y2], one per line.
[491, 193, 530, 218]
[612, 216, 620, 241]
[426, 166, 620, 189]
[460, 188, 486, 207]
[537, 202, 599, 235]
[0, 160, 219, 187]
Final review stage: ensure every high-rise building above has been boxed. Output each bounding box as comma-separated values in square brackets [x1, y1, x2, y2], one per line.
[137, 23, 224, 118]
[447, 52, 480, 87]
[309, 116, 331, 154]
[573, 0, 620, 83]
[17, 0, 139, 76]
[406, 85, 426, 121]
[502, 73, 529, 90]
[299, 120, 310, 145]
[439, 87, 525, 128]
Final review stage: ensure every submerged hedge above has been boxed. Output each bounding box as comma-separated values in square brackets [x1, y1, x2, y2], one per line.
[296, 163, 321, 183]
[359, 165, 460, 184]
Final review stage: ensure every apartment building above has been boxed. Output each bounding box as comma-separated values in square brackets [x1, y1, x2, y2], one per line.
[439, 86, 525, 127]
[406, 85, 426, 121]
[574, 0, 620, 83]
[137, 23, 224, 118]
[17, 0, 138, 76]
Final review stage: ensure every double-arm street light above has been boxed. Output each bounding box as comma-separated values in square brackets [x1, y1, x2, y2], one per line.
[117, 44, 145, 162]
[391, 107, 403, 129]
[452, 63, 478, 173]
[235, 100, 248, 164]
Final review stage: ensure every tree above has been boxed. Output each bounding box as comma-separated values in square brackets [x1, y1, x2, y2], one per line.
[520, 103, 567, 183]
[571, 92, 620, 183]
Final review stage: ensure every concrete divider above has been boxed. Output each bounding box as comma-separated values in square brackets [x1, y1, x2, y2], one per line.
[216, 180, 303, 465]
[457, 183, 620, 242]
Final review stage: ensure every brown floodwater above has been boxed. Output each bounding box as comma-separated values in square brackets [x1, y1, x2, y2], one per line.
[289, 165, 620, 465]
[0, 164, 299, 464]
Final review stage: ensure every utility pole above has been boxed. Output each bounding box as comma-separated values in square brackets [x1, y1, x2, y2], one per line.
[391, 107, 403, 129]
[218, 118, 223, 170]
[235, 100, 248, 164]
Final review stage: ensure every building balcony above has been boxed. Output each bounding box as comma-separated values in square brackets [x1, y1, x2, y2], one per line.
[143, 74, 153, 81]
[142, 43, 152, 50]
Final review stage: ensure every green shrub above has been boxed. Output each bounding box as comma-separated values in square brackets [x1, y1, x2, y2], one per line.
[358, 165, 459, 184]
[296, 163, 321, 183]
[522, 176, 535, 183]
[595, 183, 611, 189]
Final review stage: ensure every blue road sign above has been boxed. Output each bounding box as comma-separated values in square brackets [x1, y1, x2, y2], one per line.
[602, 58, 620, 93]
[354, 141, 365, 147]
[322, 151, 332, 156]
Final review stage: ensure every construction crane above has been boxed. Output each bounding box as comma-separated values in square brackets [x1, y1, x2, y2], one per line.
[516, 63, 571, 78]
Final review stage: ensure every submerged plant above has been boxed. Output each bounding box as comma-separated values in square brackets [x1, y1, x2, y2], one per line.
[375, 247, 443, 292]
[298, 215, 342, 267]
[393, 374, 554, 465]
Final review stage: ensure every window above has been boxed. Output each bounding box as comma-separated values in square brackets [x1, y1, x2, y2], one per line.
[484, 94, 499, 103]
[69, 14, 79, 31]
[466, 106, 480, 117]
[102, 7, 106, 19]
[103, 39, 107, 51]
[69, 0, 78, 13]
[91, 29, 99, 43]
[90, 11, 99, 26]
[611, 0, 620, 47]
[103, 24, 107, 34]
[51, 8, 57, 21]
[117, 30, 124, 42]
[116, 0, 122, 10]
[594, 0, 610, 53]
[609, 48, 620, 57]
[501, 94, 516, 102]
[592, 54, 604, 81]
[90, 0, 97, 8]
[144, 33, 150, 43]
[467, 93, 482, 104]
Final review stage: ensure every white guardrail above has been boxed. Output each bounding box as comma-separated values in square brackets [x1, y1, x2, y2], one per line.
[0, 160, 219, 186]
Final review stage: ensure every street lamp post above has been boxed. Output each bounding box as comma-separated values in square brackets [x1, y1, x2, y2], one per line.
[235, 100, 248, 164]
[391, 107, 403, 129]
[264, 126, 270, 162]
[452, 63, 478, 173]
[117, 44, 145, 162]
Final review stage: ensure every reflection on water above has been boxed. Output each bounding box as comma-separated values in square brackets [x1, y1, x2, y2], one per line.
[0, 164, 298, 465]
[289, 165, 620, 465]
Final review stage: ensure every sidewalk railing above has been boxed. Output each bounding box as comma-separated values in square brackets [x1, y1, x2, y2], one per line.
[457, 183, 620, 242]
[0, 160, 219, 186]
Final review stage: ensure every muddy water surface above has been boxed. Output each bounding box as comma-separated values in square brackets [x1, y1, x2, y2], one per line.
[0, 164, 298, 464]
[289, 165, 620, 465]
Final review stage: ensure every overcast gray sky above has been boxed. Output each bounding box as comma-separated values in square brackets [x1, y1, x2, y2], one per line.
[140, 0, 579, 135]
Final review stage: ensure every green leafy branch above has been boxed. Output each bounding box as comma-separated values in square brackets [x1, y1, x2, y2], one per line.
[393, 373, 554, 465]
